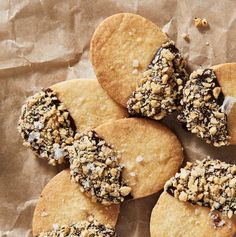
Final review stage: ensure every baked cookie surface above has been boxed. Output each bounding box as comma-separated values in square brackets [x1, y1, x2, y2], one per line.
[150, 192, 235, 237]
[32, 170, 119, 236]
[94, 118, 183, 199]
[90, 13, 168, 107]
[51, 79, 127, 131]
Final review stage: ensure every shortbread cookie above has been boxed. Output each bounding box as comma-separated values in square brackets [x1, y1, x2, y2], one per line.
[178, 63, 236, 146]
[68, 118, 183, 203]
[90, 13, 188, 120]
[18, 79, 127, 165]
[165, 159, 236, 218]
[32, 170, 119, 236]
[150, 192, 235, 237]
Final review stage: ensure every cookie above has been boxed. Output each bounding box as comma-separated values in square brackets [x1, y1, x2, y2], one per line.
[165, 158, 236, 218]
[68, 118, 183, 203]
[32, 169, 119, 236]
[18, 79, 127, 165]
[150, 192, 235, 237]
[178, 63, 236, 146]
[90, 13, 189, 120]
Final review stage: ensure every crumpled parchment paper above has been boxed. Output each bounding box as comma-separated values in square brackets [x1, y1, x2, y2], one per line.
[0, 0, 236, 236]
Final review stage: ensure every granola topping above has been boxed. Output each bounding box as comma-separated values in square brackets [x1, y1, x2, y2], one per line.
[18, 89, 75, 165]
[37, 219, 116, 237]
[165, 159, 236, 218]
[178, 69, 230, 147]
[127, 40, 189, 120]
[68, 131, 131, 205]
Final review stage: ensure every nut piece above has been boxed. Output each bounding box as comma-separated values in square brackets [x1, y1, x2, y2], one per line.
[182, 33, 190, 42]
[194, 17, 208, 28]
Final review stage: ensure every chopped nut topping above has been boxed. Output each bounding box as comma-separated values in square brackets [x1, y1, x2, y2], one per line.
[194, 17, 208, 28]
[18, 89, 75, 165]
[165, 159, 236, 218]
[178, 69, 230, 147]
[36, 219, 116, 237]
[127, 40, 189, 120]
[68, 131, 131, 205]
[182, 33, 190, 42]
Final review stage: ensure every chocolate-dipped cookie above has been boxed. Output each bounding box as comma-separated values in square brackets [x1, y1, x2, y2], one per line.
[68, 118, 183, 205]
[150, 192, 235, 237]
[32, 170, 119, 236]
[178, 63, 236, 146]
[90, 13, 188, 120]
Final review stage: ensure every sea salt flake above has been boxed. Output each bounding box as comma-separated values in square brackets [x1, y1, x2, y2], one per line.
[41, 211, 48, 217]
[54, 147, 65, 160]
[87, 163, 95, 171]
[129, 172, 136, 177]
[28, 131, 40, 142]
[132, 59, 140, 68]
[53, 223, 60, 231]
[33, 121, 43, 130]
[136, 155, 144, 163]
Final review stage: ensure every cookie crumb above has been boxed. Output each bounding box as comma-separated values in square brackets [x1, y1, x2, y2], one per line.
[194, 17, 208, 28]
[182, 33, 190, 42]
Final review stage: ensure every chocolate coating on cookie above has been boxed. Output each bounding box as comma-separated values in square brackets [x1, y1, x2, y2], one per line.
[128, 40, 189, 120]
[18, 89, 75, 165]
[68, 131, 131, 205]
[37, 219, 116, 237]
[165, 159, 236, 218]
[178, 68, 230, 147]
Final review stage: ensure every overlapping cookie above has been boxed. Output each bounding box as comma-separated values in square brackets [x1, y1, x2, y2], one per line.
[32, 170, 119, 236]
[67, 118, 183, 205]
[150, 192, 235, 237]
[18, 79, 127, 165]
[90, 13, 189, 120]
[178, 63, 236, 146]
[150, 159, 236, 236]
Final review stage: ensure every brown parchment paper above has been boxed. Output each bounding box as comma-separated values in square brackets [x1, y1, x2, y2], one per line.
[0, 0, 236, 236]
